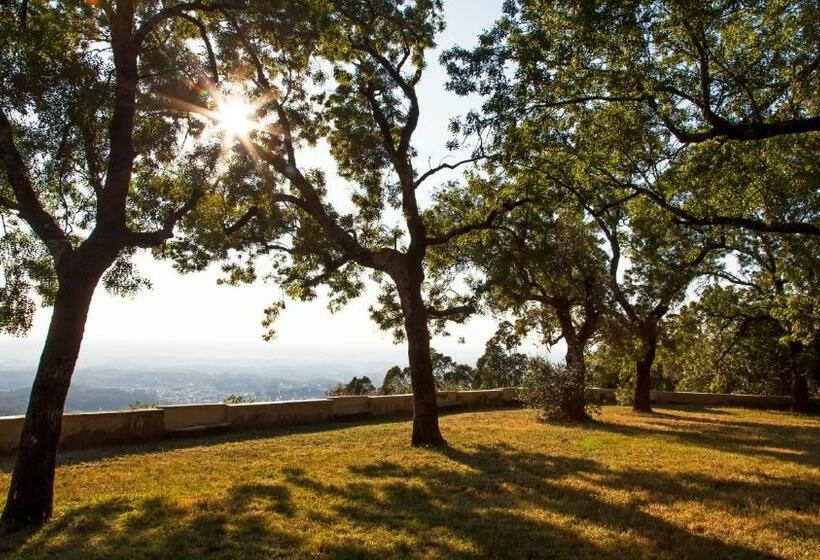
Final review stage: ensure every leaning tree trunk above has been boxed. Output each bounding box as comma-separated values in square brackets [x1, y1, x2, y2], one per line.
[396, 273, 445, 447]
[788, 342, 811, 413]
[562, 338, 589, 421]
[633, 327, 657, 413]
[1, 259, 106, 531]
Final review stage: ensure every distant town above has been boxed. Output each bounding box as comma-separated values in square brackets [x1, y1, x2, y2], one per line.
[0, 365, 381, 416]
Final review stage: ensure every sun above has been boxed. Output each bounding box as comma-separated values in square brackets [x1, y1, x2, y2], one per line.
[213, 95, 259, 140]
[162, 81, 271, 158]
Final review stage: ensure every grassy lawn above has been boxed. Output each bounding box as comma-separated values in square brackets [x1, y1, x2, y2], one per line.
[1, 406, 818, 559]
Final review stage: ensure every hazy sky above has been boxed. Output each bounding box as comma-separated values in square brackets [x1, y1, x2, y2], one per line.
[1, 1, 552, 375]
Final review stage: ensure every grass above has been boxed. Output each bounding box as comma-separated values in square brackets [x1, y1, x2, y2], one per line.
[1, 406, 819, 560]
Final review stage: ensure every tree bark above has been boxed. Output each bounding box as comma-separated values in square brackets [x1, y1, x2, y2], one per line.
[633, 328, 657, 413]
[563, 340, 589, 421]
[788, 342, 811, 413]
[1, 258, 106, 531]
[395, 271, 445, 447]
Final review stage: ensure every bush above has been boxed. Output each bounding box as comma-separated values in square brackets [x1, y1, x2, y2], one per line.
[327, 376, 376, 396]
[127, 400, 159, 410]
[224, 394, 255, 404]
[520, 358, 599, 422]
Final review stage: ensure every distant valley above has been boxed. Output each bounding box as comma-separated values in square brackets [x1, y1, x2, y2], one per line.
[0, 365, 381, 416]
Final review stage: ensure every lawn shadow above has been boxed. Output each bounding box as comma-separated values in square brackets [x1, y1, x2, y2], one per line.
[0, 413, 415, 474]
[590, 407, 820, 469]
[1, 408, 818, 559]
[288, 443, 799, 559]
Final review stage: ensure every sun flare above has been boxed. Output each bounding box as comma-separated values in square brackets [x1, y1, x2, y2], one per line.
[213, 95, 259, 140]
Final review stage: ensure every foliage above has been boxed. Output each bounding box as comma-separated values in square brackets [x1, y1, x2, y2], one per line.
[127, 401, 160, 411]
[327, 376, 377, 397]
[472, 322, 530, 389]
[0, 0, 235, 336]
[442, 0, 818, 408]
[380, 365, 412, 395]
[520, 358, 599, 422]
[379, 349, 475, 394]
[224, 394, 256, 405]
[0, 230, 51, 335]
[443, 0, 820, 233]
[169, 0, 521, 364]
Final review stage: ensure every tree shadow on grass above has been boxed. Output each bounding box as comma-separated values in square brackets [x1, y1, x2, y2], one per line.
[0, 414, 413, 475]
[1, 483, 302, 560]
[590, 408, 820, 469]
[2, 408, 818, 559]
[2, 442, 813, 559]
[283, 444, 801, 559]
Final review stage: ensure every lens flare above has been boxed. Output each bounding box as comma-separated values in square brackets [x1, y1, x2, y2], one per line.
[160, 80, 274, 161]
[213, 96, 259, 141]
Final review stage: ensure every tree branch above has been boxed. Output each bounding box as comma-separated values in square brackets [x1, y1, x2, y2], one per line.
[633, 185, 820, 237]
[426, 304, 475, 320]
[178, 12, 219, 83]
[298, 255, 351, 289]
[426, 198, 532, 246]
[124, 184, 205, 248]
[136, 1, 246, 46]
[413, 154, 490, 189]
[222, 206, 258, 236]
[0, 109, 70, 259]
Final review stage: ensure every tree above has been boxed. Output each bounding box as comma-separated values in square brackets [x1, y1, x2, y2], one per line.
[379, 348, 474, 394]
[443, 0, 817, 412]
[0, 0, 254, 530]
[453, 90, 724, 413]
[189, 0, 525, 446]
[661, 287, 796, 397]
[380, 365, 412, 395]
[443, 0, 820, 237]
[327, 376, 376, 396]
[599, 201, 724, 413]
[430, 349, 474, 390]
[457, 198, 608, 419]
[710, 232, 818, 411]
[473, 322, 530, 389]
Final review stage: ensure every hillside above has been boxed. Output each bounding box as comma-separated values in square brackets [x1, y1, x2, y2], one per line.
[1, 407, 818, 560]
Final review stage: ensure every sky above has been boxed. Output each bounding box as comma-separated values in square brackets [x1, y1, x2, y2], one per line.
[0, 1, 557, 378]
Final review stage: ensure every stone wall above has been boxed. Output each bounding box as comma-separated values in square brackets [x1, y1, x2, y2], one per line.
[0, 388, 815, 456]
[0, 389, 513, 456]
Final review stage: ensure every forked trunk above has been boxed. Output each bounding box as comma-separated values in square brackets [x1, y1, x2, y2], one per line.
[2, 266, 101, 531]
[633, 328, 657, 413]
[396, 274, 445, 447]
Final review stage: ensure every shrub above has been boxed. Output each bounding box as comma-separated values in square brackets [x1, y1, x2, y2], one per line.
[520, 358, 599, 422]
[327, 376, 376, 396]
[127, 400, 159, 410]
[224, 394, 255, 405]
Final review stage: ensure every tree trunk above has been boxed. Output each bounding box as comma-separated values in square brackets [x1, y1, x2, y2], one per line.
[1, 265, 101, 531]
[789, 343, 811, 413]
[562, 339, 589, 421]
[396, 274, 445, 447]
[633, 329, 657, 413]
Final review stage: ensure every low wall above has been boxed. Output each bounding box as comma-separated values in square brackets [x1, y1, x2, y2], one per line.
[0, 409, 165, 456]
[587, 388, 617, 403]
[0, 389, 515, 456]
[228, 399, 334, 428]
[0, 388, 814, 456]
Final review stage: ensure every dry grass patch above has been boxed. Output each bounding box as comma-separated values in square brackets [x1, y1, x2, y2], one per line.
[1, 406, 818, 559]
